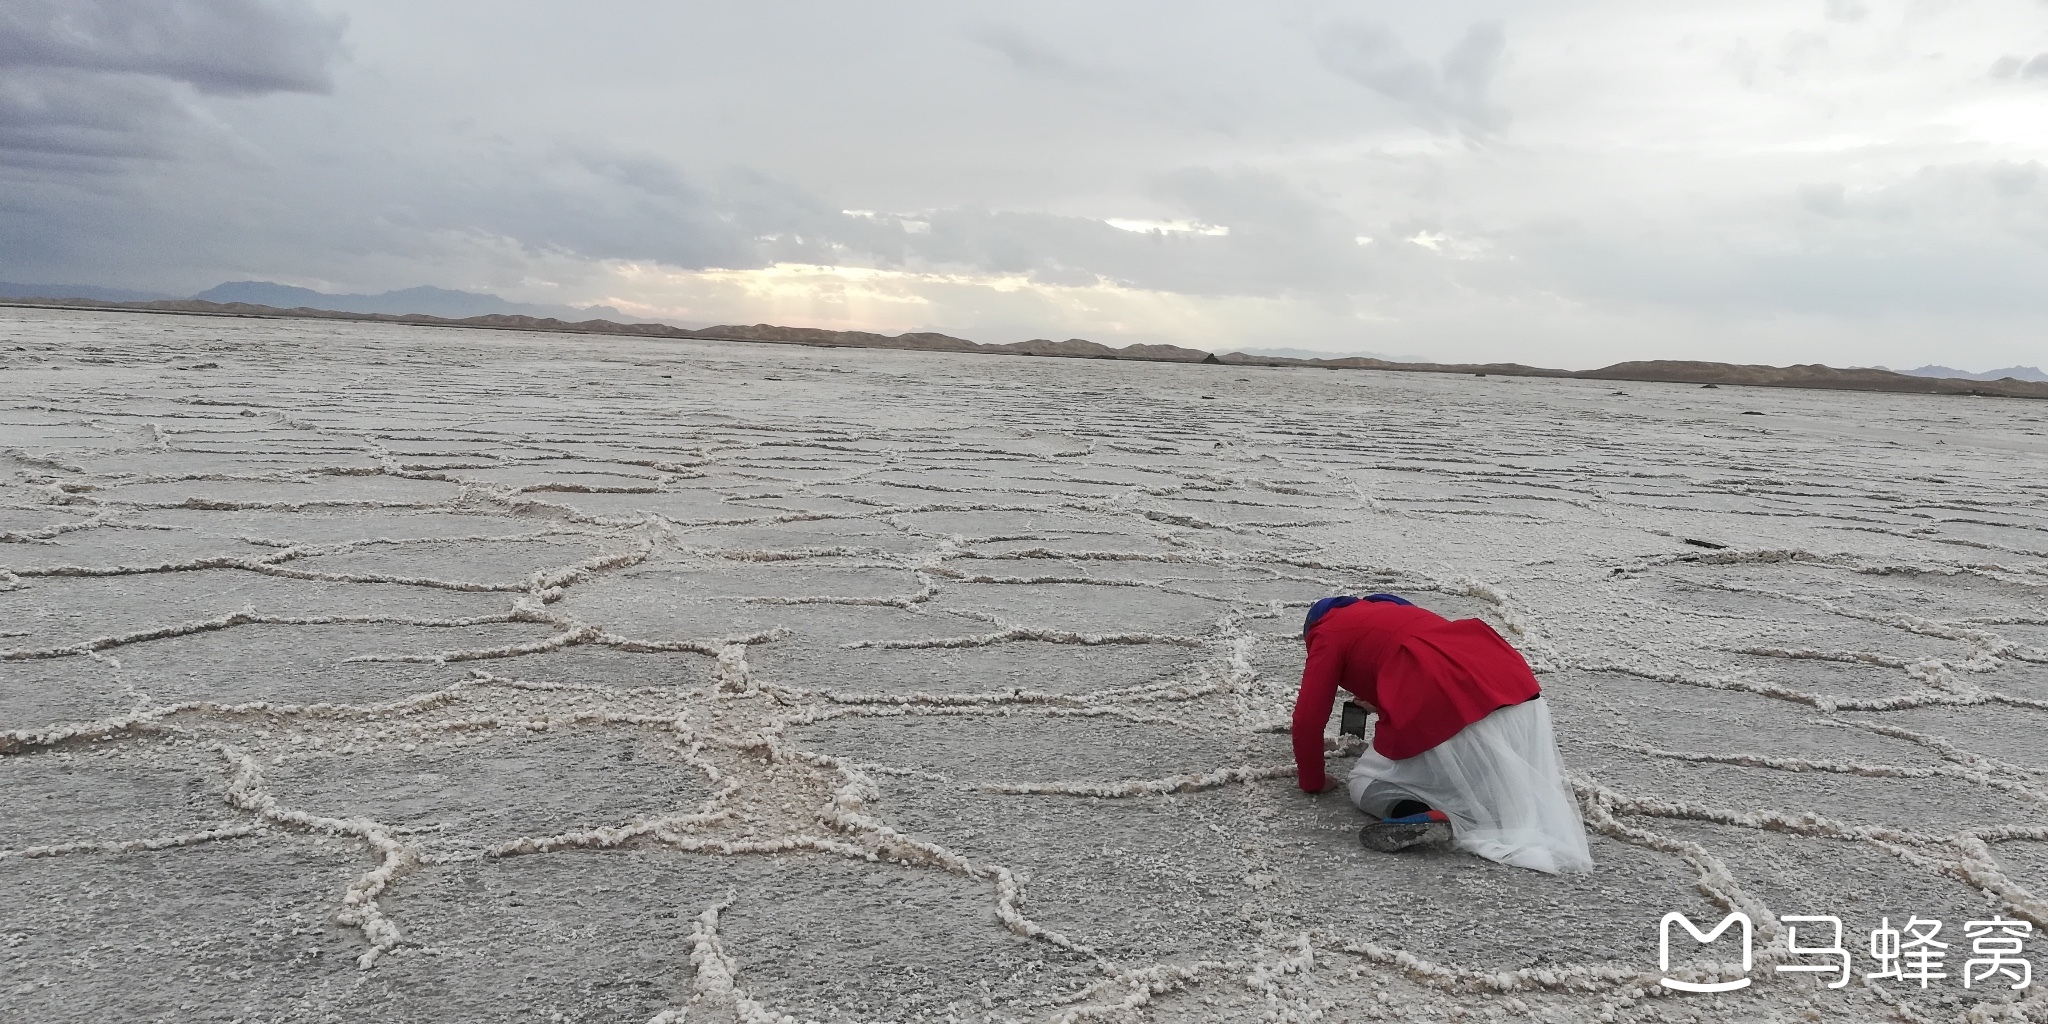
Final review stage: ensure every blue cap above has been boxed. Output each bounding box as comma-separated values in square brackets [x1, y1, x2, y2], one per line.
[1303, 593, 1414, 636]
[1303, 595, 1360, 635]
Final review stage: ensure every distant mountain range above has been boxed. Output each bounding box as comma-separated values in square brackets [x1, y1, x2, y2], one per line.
[0, 279, 642, 323]
[192, 281, 638, 322]
[1901, 364, 2048, 383]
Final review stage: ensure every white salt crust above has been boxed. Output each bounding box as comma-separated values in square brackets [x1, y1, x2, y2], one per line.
[3, 310, 2048, 1021]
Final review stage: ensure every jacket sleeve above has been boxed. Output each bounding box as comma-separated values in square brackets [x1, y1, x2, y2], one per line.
[1290, 637, 1346, 792]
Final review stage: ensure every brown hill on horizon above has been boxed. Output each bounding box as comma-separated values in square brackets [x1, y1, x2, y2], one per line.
[1218, 351, 2048, 400]
[1579, 359, 2048, 396]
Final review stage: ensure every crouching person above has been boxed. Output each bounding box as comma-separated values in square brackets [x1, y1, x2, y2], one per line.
[1292, 594, 1592, 874]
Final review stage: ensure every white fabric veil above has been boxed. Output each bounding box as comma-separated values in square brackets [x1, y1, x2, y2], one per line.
[1346, 697, 1593, 874]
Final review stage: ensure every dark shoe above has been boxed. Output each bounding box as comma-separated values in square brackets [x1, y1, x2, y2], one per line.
[1359, 810, 1452, 853]
[1387, 799, 1431, 819]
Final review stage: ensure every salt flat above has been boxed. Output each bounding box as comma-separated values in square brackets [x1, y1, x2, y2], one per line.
[3, 305, 2046, 1023]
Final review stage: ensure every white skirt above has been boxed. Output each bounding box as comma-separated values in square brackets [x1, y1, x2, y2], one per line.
[1347, 697, 1593, 874]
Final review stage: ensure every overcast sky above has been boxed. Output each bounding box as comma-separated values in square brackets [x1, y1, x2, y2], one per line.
[4, 1, 2047, 368]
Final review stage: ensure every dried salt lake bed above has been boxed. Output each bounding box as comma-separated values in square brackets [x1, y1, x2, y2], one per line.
[3, 305, 2047, 1024]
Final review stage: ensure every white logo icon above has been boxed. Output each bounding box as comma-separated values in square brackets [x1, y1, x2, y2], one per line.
[1659, 912, 1754, 993]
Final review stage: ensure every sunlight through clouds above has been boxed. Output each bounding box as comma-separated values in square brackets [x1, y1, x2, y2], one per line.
[593, 259, 1326, 345]
[1103, 219, 1230, 236]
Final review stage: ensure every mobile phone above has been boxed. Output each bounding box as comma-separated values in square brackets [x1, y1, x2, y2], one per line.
[1340, 701, 1369, 738]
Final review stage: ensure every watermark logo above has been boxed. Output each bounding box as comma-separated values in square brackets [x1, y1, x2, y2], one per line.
[1659, 912, 1753, 992]
[1656, 912, 2035, 993]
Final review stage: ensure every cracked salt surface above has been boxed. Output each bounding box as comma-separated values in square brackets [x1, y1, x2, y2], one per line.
[2, 307, 2047, 1022]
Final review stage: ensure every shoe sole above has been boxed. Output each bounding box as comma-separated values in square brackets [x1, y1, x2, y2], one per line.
[1359, 821, 1453, 853]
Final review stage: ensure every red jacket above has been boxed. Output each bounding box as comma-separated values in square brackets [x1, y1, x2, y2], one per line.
[1292, 601, 1541, 792]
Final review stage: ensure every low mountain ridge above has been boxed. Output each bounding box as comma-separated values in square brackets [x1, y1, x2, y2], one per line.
[1903, 364, 2048, 383]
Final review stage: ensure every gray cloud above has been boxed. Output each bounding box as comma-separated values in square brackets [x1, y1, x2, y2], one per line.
[974, 26, 1094, 83]
[0, 68, 184, 165]
[1989, 53, 2048, 79]
[0, 0, 342, 168]
[1539, 161, 2048, 317]
[0, 0, 343, 94]
[1799, 182, 1848, 216]
[1318, 20, 1509, 134]
[1824, 0, 1869, 23]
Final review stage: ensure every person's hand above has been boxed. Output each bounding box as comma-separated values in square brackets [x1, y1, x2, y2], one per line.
[1307, 777, 1343, 795]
